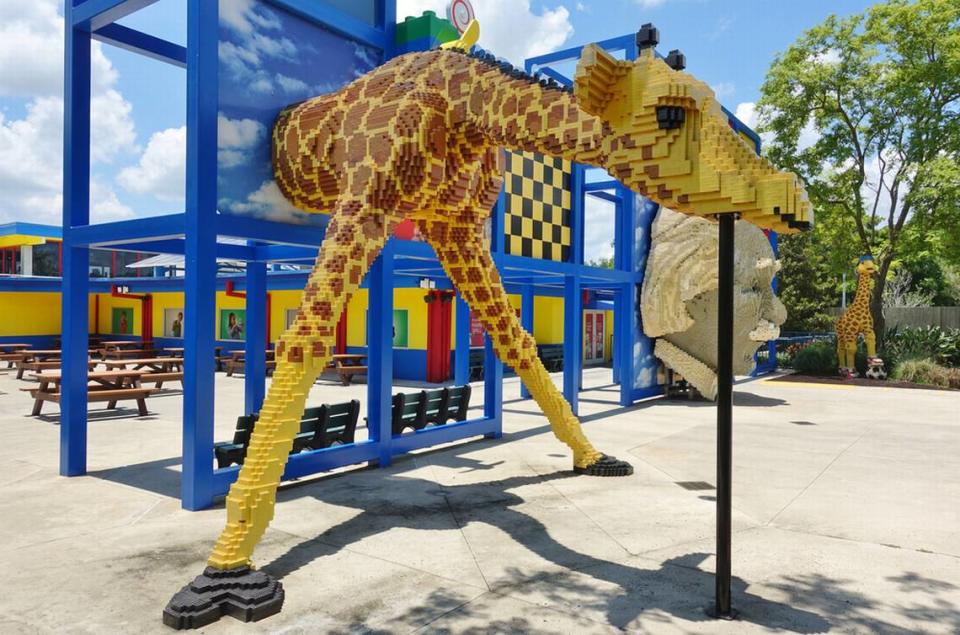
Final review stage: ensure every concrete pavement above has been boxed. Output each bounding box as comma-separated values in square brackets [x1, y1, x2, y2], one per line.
[0, 365, 957, 633]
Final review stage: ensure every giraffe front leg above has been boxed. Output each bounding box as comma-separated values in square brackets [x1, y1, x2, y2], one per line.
[164, 202, 397, 629]
[421, 218, 632, 477]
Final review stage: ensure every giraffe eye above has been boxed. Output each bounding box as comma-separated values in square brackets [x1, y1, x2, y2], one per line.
[656, 106, 685, 130]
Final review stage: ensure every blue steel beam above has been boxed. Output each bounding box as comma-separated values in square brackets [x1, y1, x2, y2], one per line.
[525, 34, 635, 69]
[72, 0, 160, 31]
[68, 213, 185, 246]
[538, 67, 572, 87]
[367, 242, 395, 466]
[454, 293, 470, 385]
[244, 260, 267, 415]
[93, 23, 187, 68]
[520, 285, 534, 400]
[60, 7, 92, 477]
[563, 274, 583, 414]
[267, 0, 389, 51]
[181, 0, 219, 511]
[588, 191, 620, 204]
[255, 244, 319, 262]
[215, 213, 327, 248]
[584, 180, 621, 192]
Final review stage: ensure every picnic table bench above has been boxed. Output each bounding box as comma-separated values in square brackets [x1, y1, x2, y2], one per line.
[0, 344, 31, 368]
[329, 353, 368, 385]
[23, 370, 154, 416]
[391, 385, 472, 435]
[537, 344, 564, 372]
[101, 358, 183, 388]
[215, 400, 361, 468]
[223, 350, 276, 377]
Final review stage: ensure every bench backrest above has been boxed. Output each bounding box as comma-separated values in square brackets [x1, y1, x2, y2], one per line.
[233, 414, 259, 446]
[446, 384, 472, 422]
[391, 391, 426, 435]
[421, 388, 449, 424]
[312, 399, 360, 448]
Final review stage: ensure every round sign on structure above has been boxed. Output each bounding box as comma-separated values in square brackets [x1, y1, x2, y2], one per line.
[446, 0, 475, 34]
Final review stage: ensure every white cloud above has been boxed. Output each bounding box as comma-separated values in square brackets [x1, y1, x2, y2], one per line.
[710, 82, 736, 100]
[736, 101, 821, 152]
[227, 180, 303, 222]
[118, 127, 186, 203]
[583, 194, 616, 263]
[218, 1, 299, 94]
[634, 0, 668, 8]
[220, 0, 282, 35]
[576, 2, 589, 11]
[397, 0, 574, 65]
[0, 0, 117, 98]
[217, 114, 265, 168]
[0, 0, 138, 224]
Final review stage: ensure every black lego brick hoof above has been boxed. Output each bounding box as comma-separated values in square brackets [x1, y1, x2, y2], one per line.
[574, 454, 634, 477]
[163, 566, 284, 630]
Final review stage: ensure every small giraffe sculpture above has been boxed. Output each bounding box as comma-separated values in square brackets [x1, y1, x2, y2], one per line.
[836, 255, 880, 377]
[165, 22, 812, 628]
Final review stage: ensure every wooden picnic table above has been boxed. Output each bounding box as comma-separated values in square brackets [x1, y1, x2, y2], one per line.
[0, 343, 31, 352]
[24, 370, 154, 416]
[102, 357, 183, 372]
[330, 353, 368, 386]
[101, 340, 141, 348]
[223, 349, 276, 377]
[163, 347, 184, 357]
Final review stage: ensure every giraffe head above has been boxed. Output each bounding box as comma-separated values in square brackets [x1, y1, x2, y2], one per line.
[573, 32, 813, 233]
[857, 255, 878, 278]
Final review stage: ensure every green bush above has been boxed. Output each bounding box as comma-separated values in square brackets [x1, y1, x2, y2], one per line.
[881, 326, 960, 369]
[892, 358, 960, 389]
[792, 340, 839, 375]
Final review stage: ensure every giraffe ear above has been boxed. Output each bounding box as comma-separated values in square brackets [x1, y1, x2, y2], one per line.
[574, 44, 630, 117]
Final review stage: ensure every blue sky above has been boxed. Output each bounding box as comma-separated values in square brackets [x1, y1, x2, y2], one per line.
[0, 0, 878, 257]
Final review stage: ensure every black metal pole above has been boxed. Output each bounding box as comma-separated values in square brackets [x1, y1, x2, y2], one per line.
[714, 213, 736, 619]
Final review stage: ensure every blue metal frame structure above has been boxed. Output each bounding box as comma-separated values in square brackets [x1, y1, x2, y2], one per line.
[61, 3, 707, 510]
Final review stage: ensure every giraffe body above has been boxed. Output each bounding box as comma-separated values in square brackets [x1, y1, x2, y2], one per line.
[836, 257, 879, 375]
[168, 26, 814, 626]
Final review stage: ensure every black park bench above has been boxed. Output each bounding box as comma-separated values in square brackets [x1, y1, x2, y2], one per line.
[214, 399, 361, 469]
[391, 384, 472, 435]
[537, 344, 564, 372]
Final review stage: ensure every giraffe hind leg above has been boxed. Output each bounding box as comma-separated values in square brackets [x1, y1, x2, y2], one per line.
[420, 217, 631, 476]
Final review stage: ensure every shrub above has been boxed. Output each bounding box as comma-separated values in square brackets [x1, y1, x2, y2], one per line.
[792, 340, 839, 375]
[881, 326, 960, 369]
[892, 358, 960, 389]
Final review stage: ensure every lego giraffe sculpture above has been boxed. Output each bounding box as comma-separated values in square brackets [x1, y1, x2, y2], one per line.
[836, 256, 879, 377]
[165, 23, 812, 628]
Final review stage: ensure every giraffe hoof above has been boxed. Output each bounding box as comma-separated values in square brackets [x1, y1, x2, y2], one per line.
[574, 454, 634, 477]
[163, 566, 284, 629]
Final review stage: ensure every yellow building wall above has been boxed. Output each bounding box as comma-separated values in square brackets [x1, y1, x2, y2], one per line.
[0, 292, 66, 336]
[95, 292, 142, 336]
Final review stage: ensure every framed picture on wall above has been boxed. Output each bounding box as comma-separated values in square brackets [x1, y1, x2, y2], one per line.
[393, 309, 408, 348]
[163, 308, 184, 338]
[285, 308, 299, 330]
[111, 307, 133, 335]
[219, 309, 246, 341]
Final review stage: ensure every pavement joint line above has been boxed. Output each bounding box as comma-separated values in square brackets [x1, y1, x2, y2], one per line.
[265, 524, 493, 591]
[125, 498, 164, 527]
[422, 458, 493, 592]
[765, 524, 960, 562]
[402, 589, 491, 635]
[766, 427, 871, 526]
[522, 457, 633, 559]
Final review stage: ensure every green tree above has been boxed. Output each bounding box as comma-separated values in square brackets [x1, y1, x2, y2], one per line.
[778, 231, 838, 332]
[758, 0, 960, 332]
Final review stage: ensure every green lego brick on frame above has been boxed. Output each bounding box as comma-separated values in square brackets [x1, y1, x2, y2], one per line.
[396, 10, 460, 45]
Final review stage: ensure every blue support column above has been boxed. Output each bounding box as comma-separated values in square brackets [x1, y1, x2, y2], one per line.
[520, 285, 534, 399]
[181, 0, 219, 511]
[563, 274, 582, 414]
[483, 333, 503, 438]
[454, 292, 470, 386]
[616, 283, 636, 406]
[244, 259, 267, 415]
[367, 242, 395, 465]
[60, 8, 91, 477]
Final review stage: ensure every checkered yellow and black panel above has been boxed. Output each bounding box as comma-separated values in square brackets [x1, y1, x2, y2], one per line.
[504, 151, 572, 262]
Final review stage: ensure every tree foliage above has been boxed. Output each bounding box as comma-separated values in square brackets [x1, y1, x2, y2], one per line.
[758, 0, 960, 331]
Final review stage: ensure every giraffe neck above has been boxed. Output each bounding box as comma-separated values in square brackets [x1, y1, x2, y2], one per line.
[473, 66, 607, 165]
[852, 272, 873, 309]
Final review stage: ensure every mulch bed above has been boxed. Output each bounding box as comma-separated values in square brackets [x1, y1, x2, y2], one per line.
[771, 372, 958, 392]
